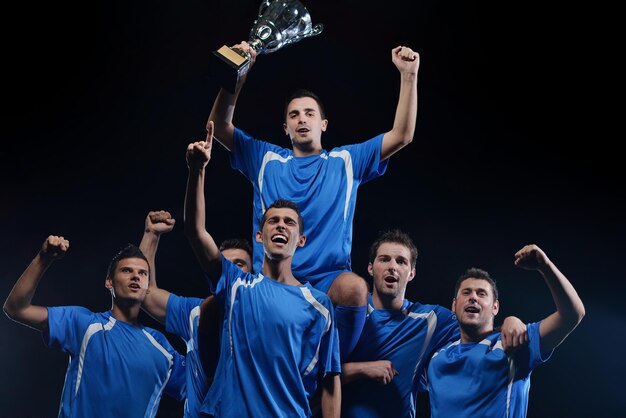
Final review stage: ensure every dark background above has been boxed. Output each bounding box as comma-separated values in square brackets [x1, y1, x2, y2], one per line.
[1, 1, 622, 417]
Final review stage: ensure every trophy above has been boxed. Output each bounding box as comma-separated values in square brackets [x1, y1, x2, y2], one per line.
[210, 0, 324, 93]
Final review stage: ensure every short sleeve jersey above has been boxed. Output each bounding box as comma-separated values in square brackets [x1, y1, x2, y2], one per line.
[231, 127, 388, 291]
[165, 294, 207, 417]
[46, 306, 185, 418]
[201, 256, 341, 417]
[426, 321, 553, 418]
[341, 296, 459, 418]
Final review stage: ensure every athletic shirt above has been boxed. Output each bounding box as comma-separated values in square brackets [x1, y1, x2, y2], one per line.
[426, 321, 553, 418]
[201, 256, 341, 417]
[342, 295, 459, 418]
[231, 127, 388, 292]
[165, 294, 207, 417]
[45, 307, 185, 418]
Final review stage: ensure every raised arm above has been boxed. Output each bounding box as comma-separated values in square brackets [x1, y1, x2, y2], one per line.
[208, 41, 258, 152]
[3, 235, 69, 331]
[514, 244, 585, 352]
[184, 121, 223, 287]
[380, 45, 419, 161]
[138, 210, 176, 323]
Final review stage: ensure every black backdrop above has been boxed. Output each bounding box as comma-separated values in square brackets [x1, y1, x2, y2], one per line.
[1, 1, 623, 417]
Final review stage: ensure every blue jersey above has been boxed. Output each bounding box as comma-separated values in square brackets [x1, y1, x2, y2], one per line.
[166, 294, 208, 418]
[231, 128, 388, 292]
[426, 321, 553, 418]
[201, 257, 341, 418]
[342, 295, 459, 418]
[45, 307, 186, 418]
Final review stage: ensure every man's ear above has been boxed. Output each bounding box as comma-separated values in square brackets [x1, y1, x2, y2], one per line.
[492, 299, 500, 317]
[283, 123, 289, 135]
[451, 298, 457, 312]
[105, 276, 112, 289]
[367, 263, 374, 277]
[255, 230, 263, 243]
[407, 268, 416, 283]
[320, 119, 328, 132]
[297, 234, 306, 248]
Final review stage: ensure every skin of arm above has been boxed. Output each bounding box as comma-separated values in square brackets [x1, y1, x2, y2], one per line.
[208, 41, 258, 152]
[320, 374, 341, 418]
[515, 244, 585, 352]
[341, 360, 398, 385]
[184, 121, 223, 286]
[3, 235, 69, 332]
[138, 210, 176, 324]
[380, 46, 419, 161]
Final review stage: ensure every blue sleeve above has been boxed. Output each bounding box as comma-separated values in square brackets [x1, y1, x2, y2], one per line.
[164, 348, 187, 401]
[148, 328, 187, 401]
[418, 306, 459, 392]
[45, 306, 92, 354]
[319, 302, 342, 377]
[165, 294, 204, 341]
[214, 255, 248, 304]
[231, 127, 288, 181]
[338, 134, 388, 183]
[432, 305, 460, 350]
[514, 321, 553, 379]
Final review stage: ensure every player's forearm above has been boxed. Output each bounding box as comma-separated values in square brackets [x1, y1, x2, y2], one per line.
[381, 77, 417, 160]
[320, 374, 341, 418]
[139, 230, 160, 287]
[184, 168, 207, 241]
[340, 362, 369, 384]
[393, 76, 418, 139]
[184, 168, 221, 278]
[208, 88, 239, 151]
[540, 260, 585, 327]
[4, 254, 50, 318]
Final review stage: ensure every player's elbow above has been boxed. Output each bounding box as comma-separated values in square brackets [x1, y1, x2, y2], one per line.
[574, 302, 586, 325]
[4, 300, 23, 322]
[183, 221, 201, 241]
[562, 303, 586, 330]
[399, 134, 414, 148]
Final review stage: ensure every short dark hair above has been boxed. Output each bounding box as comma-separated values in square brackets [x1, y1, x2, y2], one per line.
[106, 244, 149, 278]
[219, 238, 253, 259]
[368, 229, 418, 268]
[261, 199, 304, 234]
[284, 88, 326, 119]
[454, 267, 499, 301]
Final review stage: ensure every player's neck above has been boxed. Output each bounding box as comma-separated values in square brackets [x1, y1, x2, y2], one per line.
[261, 259, 302, 286]
[292, 140, 323, 157]
[372, 292, 404, 311]
[459, 325, 494, 343]
[111, 301, 142, 326]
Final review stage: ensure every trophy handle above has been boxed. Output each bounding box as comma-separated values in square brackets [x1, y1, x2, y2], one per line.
[258, 0, 271, 16]
[284, 23, 324, 47]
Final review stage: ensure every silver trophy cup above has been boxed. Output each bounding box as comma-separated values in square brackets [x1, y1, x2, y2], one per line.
[210, 0, 324, 93]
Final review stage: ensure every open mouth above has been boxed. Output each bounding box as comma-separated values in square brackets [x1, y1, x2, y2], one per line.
[271, 234, 288, 244]
[383, 275, 398, 285]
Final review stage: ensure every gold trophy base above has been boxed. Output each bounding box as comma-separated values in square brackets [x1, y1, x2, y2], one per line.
[209, 45, 251, 94]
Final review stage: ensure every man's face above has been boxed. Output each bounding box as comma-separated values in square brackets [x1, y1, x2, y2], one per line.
[368, 242, 415, 302]
[283, 97, 327, 151]
[257, 207, 305, 260]
[105, 257, 149, 303]
[453, 278, 499, 331]
[222, 248, 252, 273]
